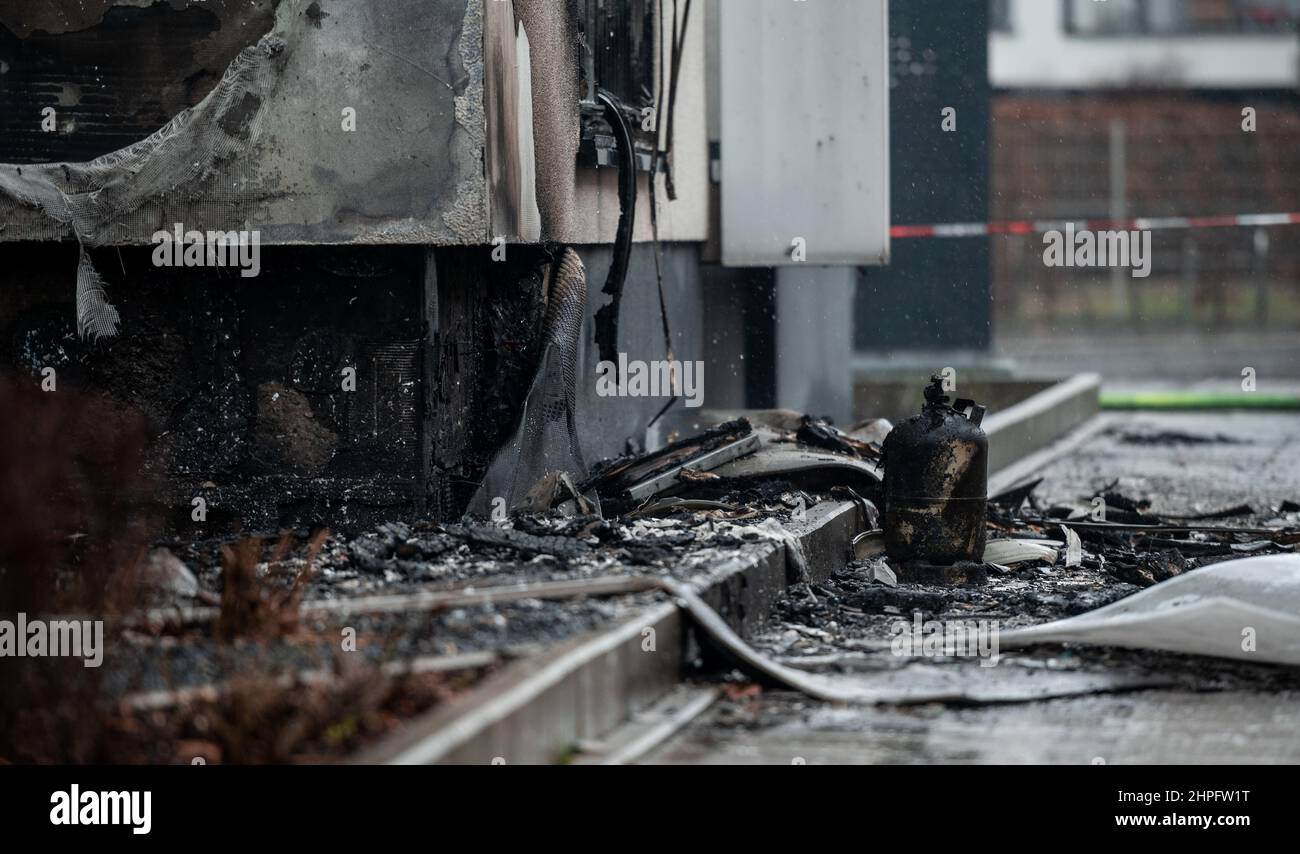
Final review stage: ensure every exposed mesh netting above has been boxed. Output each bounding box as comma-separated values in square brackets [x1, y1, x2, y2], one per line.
[0, 33, 287, 340]
[469, 248, 589, 516]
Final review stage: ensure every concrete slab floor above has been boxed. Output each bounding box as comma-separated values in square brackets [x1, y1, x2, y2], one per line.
[642, 411, 1300, 764]
[640, 690, 1300, 765]
[994, 330, 1300, 382]
[1031, 410, 1300, 517]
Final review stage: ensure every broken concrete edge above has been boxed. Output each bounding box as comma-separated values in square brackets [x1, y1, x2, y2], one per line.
[988, 413, 1116, 498]
[571, 685, 722, 765]
[982, 373, 1101, 475]
[125, 574, 668, 631]
[350, 500, 863, 765]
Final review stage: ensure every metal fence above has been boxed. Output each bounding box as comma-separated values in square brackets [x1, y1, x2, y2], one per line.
[991, 95, 1300, 332]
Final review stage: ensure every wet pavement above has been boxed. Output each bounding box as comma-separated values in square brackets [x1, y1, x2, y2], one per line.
[995, 330, 1300, 382]
[642, 411, 1300, 764]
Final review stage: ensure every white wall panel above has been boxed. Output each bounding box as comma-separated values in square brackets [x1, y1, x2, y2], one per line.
[720, 0, 890, 266]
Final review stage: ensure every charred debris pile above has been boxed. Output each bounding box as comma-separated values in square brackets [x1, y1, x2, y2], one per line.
[163, 411, 891, 600]
[9, 375, 1300, 762]
[2, 406, 892, 763]
[749, 394, 1300, 689]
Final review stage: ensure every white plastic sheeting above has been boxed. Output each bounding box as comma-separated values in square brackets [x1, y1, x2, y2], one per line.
[1000, 554, 1300, 666]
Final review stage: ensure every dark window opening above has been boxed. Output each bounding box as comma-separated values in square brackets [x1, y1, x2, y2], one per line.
[1065, 0, 1300, 36]
[576, 0, 659, 170]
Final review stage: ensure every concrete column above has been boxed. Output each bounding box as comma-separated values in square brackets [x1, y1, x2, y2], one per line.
[775, 266, 855, 424]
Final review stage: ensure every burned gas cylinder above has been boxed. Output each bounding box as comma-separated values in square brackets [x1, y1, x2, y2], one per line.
[881, 376, 988, 565]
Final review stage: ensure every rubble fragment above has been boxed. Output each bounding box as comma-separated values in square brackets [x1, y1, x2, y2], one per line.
[141, 547, 202, 606]
[983, 538, 1059, 567]
[445, 522, 593, 563]
[795, 414, 879, 458]
[989, 477, 1043, 511]
[1060, 525, 1083, 567]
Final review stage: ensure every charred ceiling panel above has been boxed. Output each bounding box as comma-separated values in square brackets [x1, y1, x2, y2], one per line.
[0, 0, 280, 163]
[0, 0, 486, 344]
[0, 0, 486, 248]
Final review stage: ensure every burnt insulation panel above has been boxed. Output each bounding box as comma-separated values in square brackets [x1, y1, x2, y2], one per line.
[0, 1, 280, 163]
[0, 242, 427, 532]
[0, 0, 488, 249]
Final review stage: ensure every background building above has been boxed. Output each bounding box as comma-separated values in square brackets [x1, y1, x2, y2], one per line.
[988, 0, 1300, 381]
[0, 0, 891, 529]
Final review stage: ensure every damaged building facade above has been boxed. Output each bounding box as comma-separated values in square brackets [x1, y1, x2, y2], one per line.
[0, 0, 890, 531]
[8, 1, 1300, 778]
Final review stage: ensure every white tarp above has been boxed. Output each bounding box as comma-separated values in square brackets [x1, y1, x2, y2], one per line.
[999, 554, 1300, 665]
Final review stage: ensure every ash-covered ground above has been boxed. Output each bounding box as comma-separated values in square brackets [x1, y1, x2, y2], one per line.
[7, 406, 887, 762]
[23, 468, 837, 762]
[111, 479, 822, 698]
[646, 412, 1300, 764]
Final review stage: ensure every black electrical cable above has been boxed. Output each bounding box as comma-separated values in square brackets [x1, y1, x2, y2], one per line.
[655, 0, 668, 159]
[664, 0, 692, 200]
[645, 149, 680, 432]
[646, 0, 694, 425]
[593, 90, 638, 369]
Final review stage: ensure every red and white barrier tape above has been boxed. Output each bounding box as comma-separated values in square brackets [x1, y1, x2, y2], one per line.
[890, 212, 1300, 239]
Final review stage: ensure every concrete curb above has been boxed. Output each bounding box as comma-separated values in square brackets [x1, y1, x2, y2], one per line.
[983, 373, 1101, 474]
[352, 500, 862, 764]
